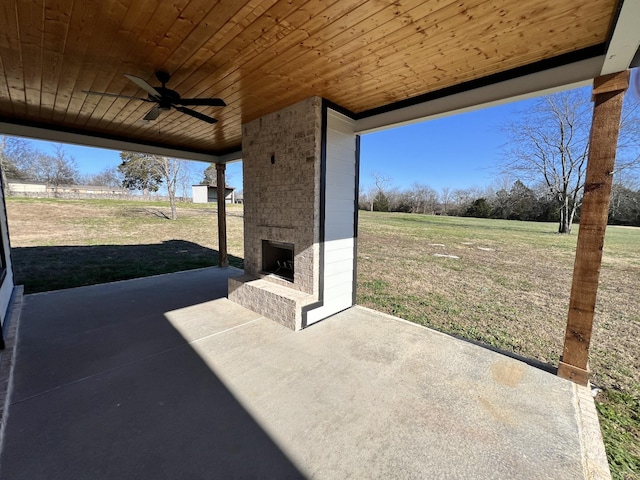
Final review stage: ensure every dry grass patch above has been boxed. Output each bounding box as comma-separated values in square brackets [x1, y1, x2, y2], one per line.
[6, 197, 244, 293]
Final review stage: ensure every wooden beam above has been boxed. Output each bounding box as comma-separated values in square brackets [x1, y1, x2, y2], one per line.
[216, 163, 228, 268]
[558, 70, 629, 385]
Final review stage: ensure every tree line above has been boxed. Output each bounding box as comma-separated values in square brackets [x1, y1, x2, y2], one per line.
[359, 176, 640, 227]
[0, 137, 229, 221]
[0, 136, 123, 189]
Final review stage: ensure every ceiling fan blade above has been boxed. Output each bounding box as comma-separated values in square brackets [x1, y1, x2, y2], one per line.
[143, 106, 160, 121]
[124, 74, 162, 98]
[175, 106, 218, 124]
[82, 91, 150, 101]
[176, 98, 226, 107]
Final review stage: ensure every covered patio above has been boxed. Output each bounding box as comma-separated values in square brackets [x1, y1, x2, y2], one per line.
[0, 0, 639, 477]
[0, 268, 609, 479]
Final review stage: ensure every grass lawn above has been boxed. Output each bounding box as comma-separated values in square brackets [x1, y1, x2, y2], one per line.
[6, 197, 244, 293]
[6, 198, 639, 479]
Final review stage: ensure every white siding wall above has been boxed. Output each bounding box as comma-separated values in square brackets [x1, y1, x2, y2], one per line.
[306, 109, 357, 325]
[192, 185, 208, 203]
[8, 182, 46, 194]
[0, 189, 14, 326]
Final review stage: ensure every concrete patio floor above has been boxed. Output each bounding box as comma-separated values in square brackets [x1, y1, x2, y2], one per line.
[0, 267, 609, 479]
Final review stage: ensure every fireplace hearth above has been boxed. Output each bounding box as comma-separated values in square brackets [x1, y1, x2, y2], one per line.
[262, 240, 294, 281]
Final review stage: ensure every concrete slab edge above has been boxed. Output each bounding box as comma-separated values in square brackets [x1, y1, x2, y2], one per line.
[355, 305, 458, 339]
[0, 286, 24, 471]
[573, 383, 612, 480]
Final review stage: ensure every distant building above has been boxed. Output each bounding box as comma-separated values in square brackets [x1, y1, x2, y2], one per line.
[7, 179, 126, 198]
[6, 180, 47, 195]
[192, 184, 235, 204]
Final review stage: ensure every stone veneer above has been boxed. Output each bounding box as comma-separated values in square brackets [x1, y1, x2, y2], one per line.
[228, 97, 323, 330]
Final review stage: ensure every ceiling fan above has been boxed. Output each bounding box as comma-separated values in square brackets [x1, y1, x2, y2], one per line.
[83, 71, 226, 124]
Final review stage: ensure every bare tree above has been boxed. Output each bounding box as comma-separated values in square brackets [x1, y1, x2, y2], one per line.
[0, 136, 26, 190]
[0, 136, 38, 188]
[156, 156, 185, 220]
[451, 188, 475, 215]
[440, 187, 451, 215]
[119, 151, 189, 219]
[177, 161, 194, 201]
[501, 89, 640, 233]
[407, 183, 438, 214]
[84, 166, 124, 188]
[369, 171, 392, 211]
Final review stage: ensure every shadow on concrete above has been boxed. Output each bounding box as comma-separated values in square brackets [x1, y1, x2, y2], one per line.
[11, 240, 244, 294]
[0, 268, 304, 479]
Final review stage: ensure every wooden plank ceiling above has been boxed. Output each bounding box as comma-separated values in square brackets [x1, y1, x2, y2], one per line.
[0, 0, 618, 155]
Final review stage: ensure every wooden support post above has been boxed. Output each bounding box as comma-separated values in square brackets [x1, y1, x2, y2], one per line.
[216, 163, 228, 268]
[558, 71, 629, 385]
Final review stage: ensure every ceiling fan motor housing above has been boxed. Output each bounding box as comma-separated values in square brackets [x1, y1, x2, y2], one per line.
[153, 87, 180, 110]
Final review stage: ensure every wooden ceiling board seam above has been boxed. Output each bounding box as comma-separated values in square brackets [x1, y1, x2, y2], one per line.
[107, 7, 608, 154]
[317, 0, 609, 94]
[225, 27, 596, 129]
[1, 2, 27, 116]
[40, 0, 76, 120]
[87, 3, 182, 133]
[151, 0, 219, 73]
[157, 0, 251, 82]
[165, 0, 311, 100]
[15, 0, 44, 118]
[150, 0, 280, 98]
[66, 0, 142, 126]
[52, 0, 104, 124]
[327, 45, 588, 112]
[130, 0, 192, 70]
[133, 105, 243, 150]
[159, 0, 259, 92]
[163, 0, 371, 103]
[0, 0, 620, 155]
[332, 44, 597, 112]
[80, 4, 200, 132]
[0, 56, 14, 116]
[342, 45, 606, 106]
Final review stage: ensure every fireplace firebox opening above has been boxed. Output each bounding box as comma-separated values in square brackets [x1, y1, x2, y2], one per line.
[262, 240, 294, 281]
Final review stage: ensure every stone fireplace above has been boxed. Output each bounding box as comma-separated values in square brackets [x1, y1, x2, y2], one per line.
[228, 97, 358, 331]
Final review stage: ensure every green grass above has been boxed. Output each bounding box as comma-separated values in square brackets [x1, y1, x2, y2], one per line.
[6, 198, 639, 479]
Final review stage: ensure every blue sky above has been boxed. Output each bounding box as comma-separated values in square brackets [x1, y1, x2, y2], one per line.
[359, 100, 522, 192]
[25, 85, 598, 194]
